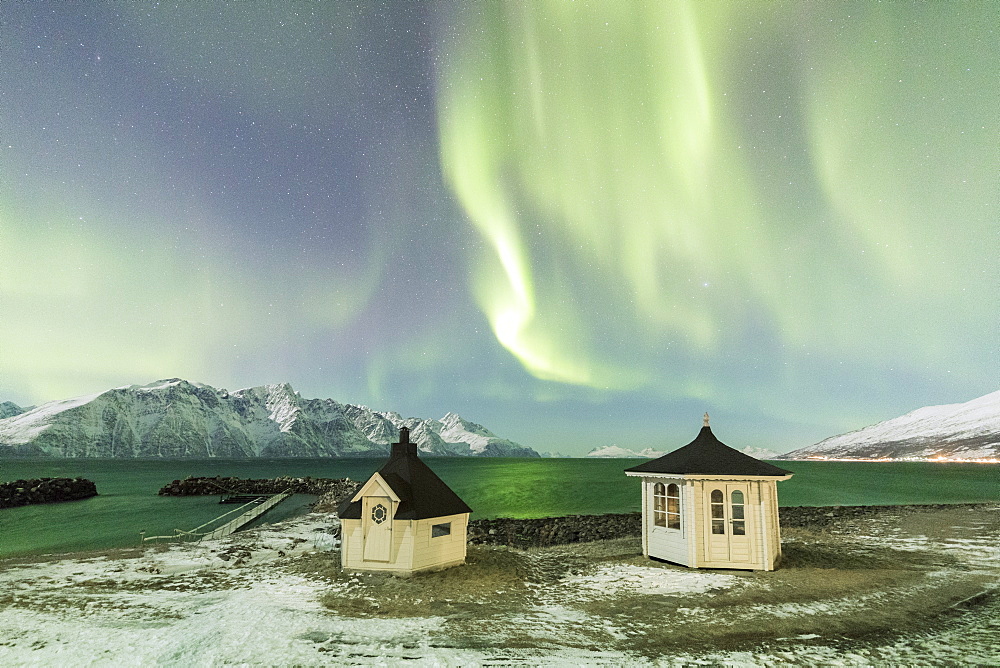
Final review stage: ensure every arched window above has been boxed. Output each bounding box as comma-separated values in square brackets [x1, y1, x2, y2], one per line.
[666, 483, 681, 529]
[730, 490, 746, 536]
[653, 483, 666, 527]
[710, 489, 725, 534]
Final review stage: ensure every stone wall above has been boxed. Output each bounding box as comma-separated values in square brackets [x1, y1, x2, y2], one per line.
[0, 478, 98, 509]
[777, 503, 991, 530]
[465, 504, 996, 549]
[468, 513, 642, 548]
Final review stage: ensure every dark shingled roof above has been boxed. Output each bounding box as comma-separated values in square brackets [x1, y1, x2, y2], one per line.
[624, 426, 793, 477]
[338, 428, 473, 520]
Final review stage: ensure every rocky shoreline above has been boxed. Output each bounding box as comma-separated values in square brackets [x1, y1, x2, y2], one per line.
[157, 475, 357, 511]
[157, 475, 357, 497]
[0, 477, 98, 509]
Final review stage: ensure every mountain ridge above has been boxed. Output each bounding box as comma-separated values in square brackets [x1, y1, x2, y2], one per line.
[778, 390, 1000, 461]
[0, 379, 540, 459]
[585, 444, 779, 460]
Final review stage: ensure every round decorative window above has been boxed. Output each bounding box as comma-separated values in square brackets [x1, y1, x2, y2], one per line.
[371, 503, 388, 524]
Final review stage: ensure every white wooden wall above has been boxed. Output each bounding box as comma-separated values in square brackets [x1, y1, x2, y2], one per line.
[643, 478, 692, 567]
[638, 476, 784, 571]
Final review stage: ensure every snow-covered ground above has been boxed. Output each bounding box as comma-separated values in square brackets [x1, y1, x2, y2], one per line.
[1, 507, 998, 666]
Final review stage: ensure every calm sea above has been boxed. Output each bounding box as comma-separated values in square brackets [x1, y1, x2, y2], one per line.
[1, 458, 997, 559]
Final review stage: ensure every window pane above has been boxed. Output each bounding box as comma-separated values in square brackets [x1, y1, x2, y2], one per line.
[712, 520, 725, 534]
[732, 521, 746, 536]
[654, 483, 665, 495]
[654, 512, 666, 527]
[711, 504, 724, 519]
[731, 505, 744, 520]
[667, 483, 679, 497]
[667, 514, 681, 530]
[667, 497, 679, 514]
[731, 490, 744, 504]
[711, 489, 723, 503]
[432, 522, 451, 537]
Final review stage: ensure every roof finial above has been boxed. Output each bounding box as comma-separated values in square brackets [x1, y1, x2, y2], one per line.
[703, 412, 710, 427]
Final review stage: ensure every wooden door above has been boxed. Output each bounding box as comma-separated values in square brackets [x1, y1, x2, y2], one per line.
[705, 483, 753, 565]
[362, 496, 392, 562]
[725, 484, 753, 564]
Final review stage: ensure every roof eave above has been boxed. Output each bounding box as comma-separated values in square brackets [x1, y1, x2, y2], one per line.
[625, 471, 793, 481]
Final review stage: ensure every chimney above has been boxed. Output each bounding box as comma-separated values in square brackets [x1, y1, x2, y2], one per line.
[391, 426, 418, 459]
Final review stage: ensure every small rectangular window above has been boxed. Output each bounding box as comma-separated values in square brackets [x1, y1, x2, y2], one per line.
[667, 497, 681, 530]
[432, 522, 451, 537]
[652, 482, 667, 527]
[666, 484, 681, 530]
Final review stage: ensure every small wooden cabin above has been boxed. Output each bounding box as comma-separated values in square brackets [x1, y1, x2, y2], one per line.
[338, 427, 472, 575]
[624, 414, 792, 571]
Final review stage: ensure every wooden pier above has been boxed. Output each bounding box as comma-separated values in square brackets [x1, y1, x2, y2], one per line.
[220, 494, 270, 504]
[200, 491, 292, 541]
[141, 490, 293, 544]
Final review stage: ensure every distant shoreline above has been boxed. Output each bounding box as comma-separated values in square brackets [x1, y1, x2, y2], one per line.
[3, 454, 998, 462]
[775, 457, 1000, 464]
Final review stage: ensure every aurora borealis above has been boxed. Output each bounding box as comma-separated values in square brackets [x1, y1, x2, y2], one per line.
[1, 2, 996, 454]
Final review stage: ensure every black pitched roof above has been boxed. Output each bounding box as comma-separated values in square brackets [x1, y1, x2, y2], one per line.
[624, 425, 792, 477]
[338, 428, 473, 520]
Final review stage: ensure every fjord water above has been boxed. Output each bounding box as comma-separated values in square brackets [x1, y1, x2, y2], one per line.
[1, 458, 997, 558]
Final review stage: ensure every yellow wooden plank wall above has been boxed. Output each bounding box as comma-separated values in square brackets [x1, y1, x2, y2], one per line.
[341, 514, 469, 574]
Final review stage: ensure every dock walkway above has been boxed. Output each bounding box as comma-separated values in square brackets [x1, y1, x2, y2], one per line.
[141, 490, 293, 544]
[200, 491, 292, 541]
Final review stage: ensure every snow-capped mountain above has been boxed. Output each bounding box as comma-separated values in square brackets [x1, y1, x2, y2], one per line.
[780, 390, 1000, 461]
[586, 445, 666, 458]
[739, 446, 780, 460]
[0, 379, 540, 459]
[586, 444, 779, 459]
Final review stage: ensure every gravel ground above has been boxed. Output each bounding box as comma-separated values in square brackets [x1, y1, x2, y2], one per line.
[0, 504, 997, 666]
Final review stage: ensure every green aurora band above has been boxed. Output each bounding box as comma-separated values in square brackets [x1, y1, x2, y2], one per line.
[437, 1, 997, 407]
[0, 1, 995, 450]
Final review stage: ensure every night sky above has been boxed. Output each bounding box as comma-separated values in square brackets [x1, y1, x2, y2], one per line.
[1, 2, 996, 454]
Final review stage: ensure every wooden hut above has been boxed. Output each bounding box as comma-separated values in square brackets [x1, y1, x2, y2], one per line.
[624, 414, 792, 571]
[338, 427, 472, 575]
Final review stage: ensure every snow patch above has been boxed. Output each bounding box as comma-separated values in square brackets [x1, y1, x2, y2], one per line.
[438, 412, 494, 454]
[566, 564, 739, 596]
[262, 384, 299, 432]
[0, 391, 104, 444]
[134, 379, 185, 392]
